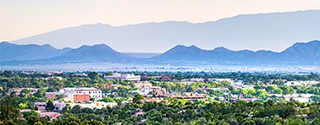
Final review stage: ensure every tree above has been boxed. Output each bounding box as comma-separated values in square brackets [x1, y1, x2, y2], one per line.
[46, 100, 55, 111]
[71, 105, 81, 114]
[0, 92, 20, 121]
[100, 96, 115, 102]
[256, 89, 268, 98]
[63, 116, 81, 125]
[26, 115, 42, 125]
[46, 87, 57, 92]
[23, 109, 39, 119]
[3, 120, 18, 125]
[248, 88, 256, 96]
[266, 86, 275, 93]
[311, 118, 320, 125]
[18, 103, 27, 109]
[241, 119, 255, 125]
[81, 107, 94, 114]
[82, 120, 104, 125]
[133, 94, 145, 104]
[273, 88, 283, 94]
[33, 89, 45, 98]
[88, 72, 98, 80]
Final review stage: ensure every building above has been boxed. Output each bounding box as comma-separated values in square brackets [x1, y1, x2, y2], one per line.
[53, 101, 66, 111]
[155, 75, 172, 81]
[34, 102, 47, 112]
[39, 112, 61, 119]
[74, 94, 90, 102]
[104, 73, 141, 81]
[215, 78, 232, 82]
[135, 81, 152, 89]
[64, 87, 102, 100]
[284, 81, 320, 86]
[139, 87, 151, 95]
[34, 101, 66, 112]
[70, 102, 118, 109]
[45, 92, 57, 99]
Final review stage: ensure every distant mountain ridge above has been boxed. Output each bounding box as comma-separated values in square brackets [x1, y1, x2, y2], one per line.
[11, 10, 320, 53]
[1, 40, 320, 66]
[151, 40, 320, 65]
[51, 44, 133, 63]
[0, 42, 71, 61]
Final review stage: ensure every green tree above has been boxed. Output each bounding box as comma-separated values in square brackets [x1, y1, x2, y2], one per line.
[83, 120, 104, 125]
[46, 100, 55, 111]
[63, 116, 81, 125]
[26, 115, 41, 125]
[33, 89, 46, 98]
[266, 86, 275, 93]
[133, 94, 145, 104]
[71, 105, 81, 114]
[0, 92, 20, 121]
[88, 72, 98, 80]
[311, 118, 320, 125]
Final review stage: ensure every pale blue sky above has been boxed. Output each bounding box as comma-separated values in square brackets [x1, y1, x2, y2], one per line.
[1, 0, 320, 43]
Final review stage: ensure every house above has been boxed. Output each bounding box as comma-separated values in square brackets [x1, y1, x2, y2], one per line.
[189, 78, 204, 82]
[105, 84, 114, 90]
[45, 92, 57, 99]
[53, 101, 66, 111]
[284, 81, 320, 86]
[34, 101, 66, 112]
[285, 81, 303, 86]
[39, 112, 61, 119]
[155, 75, 172, 81]
[135, 81, 152, 89]
[34, 102, 47, 112]
[231, 82, 243, 89]
[139, 87, 151, 96]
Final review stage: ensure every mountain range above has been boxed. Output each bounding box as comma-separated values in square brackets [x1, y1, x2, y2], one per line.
[1, 40, 320, 66]
[0, 42, 71, 61]
[11, 10, 320, 53]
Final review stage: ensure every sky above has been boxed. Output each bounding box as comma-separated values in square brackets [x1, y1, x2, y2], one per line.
[1, 0, 320, 51]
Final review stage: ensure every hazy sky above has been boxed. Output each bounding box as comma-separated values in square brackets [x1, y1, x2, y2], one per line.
[1, 0, 320, 46]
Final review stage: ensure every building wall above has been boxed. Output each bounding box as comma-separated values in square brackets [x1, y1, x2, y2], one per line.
[73, 94, 90, 102]
[45, 93, 56, 99]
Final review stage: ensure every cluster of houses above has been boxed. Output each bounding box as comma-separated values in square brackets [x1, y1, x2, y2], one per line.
[9, 73, 320, 120]
[12, 87, 117, 120]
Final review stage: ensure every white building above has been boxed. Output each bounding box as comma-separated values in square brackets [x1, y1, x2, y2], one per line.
[284, 81, 320, 86]
[53, 101, 66, 111]
[104, 73, 141, 81]
[139, 87, 151, 95]
[64, 87, 102, 99]
[70, 102, 118, 109]
[215, 78, 232, 82]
